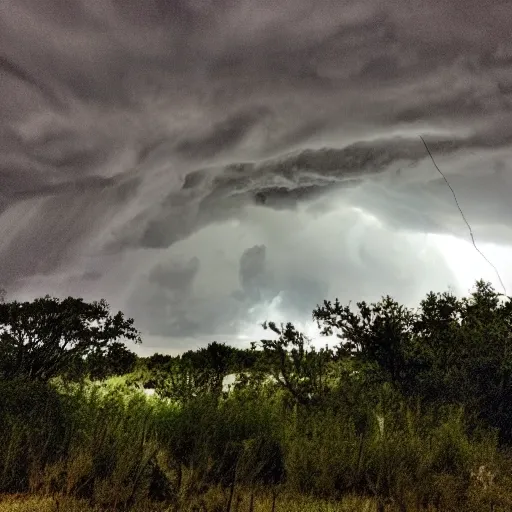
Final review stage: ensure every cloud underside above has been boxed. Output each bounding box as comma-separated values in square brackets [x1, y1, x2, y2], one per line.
[1, 0, 512, 348]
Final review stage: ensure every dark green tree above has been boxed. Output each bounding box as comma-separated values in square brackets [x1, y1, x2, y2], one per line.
[145, 353, 174, 372]
[85, 341, 138, 380]
[414, 281, 512, 440]
[313, 280, 512, 441]
[252, 322, 334, 406]
[196, 341, 235, 392]
[0, 296, 141, 381]
[313, 295, 418, 388]
[153, 342, 235, 401]
[154, 356, 205, 401]
[180, 342, 235, 393]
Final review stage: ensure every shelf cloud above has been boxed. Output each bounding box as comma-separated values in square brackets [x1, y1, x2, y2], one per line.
[1, 0, 512, 351]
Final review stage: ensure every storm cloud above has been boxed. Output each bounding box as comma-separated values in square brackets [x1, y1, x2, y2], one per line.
[1, 0, 512, 351]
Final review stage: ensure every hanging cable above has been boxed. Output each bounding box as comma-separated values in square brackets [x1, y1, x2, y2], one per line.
[420, 135, 507, 296]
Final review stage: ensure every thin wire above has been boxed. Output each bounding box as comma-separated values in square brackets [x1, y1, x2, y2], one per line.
[419, 135, 507, 296]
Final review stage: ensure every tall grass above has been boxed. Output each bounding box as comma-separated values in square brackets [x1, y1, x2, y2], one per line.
[1, 377, 511, 511]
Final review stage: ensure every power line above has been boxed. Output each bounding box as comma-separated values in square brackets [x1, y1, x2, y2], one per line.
[419, 135, 507, 296]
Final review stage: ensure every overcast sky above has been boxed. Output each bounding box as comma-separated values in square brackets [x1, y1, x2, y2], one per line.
[1, 0, 512, 354]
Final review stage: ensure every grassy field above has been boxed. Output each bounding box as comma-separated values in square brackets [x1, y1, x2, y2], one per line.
[0, 493, 377, 512]
[3, 490, 512, 512]
[5, 284, 512, 511]
[1, 379, 512, 512]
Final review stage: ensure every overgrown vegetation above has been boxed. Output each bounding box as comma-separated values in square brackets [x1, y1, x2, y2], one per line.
[2, 281, 512, 511]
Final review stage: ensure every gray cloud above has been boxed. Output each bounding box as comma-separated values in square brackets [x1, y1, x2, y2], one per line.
[1, 0, 512, 351]
[148, 256, 200, 291]
[238, 244, 268, 301]
[104, 133, 512, 256]
[175, 107, 271, 160]
[126, 256, 202, 337]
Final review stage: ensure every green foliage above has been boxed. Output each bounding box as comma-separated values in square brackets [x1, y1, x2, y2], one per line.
[0, 379, 67, 493]
[3, 281, 512, 511]
[84, 341, 138, 380]
[253, 322, 334, 406]
[132, 342, 265, 403]
[0, 296, 141, 382]
[0, 378, 176, 508]
[312, 280, 512, 441]
[313, 295, 419, 387]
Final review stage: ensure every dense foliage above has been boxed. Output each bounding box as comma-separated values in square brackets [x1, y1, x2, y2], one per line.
[1, 282, 512, 511]
[0, 296, 140, 381]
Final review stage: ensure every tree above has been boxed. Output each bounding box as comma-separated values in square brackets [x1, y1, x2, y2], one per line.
[0, 296, 141, 381]
[153, 342, 236, 401]
[252, 322, 334, 406]
[313, 296, 418, 387]
[154, 357, 205, 402]
[85, 341, 138, 380]
[312, 281, 512, 440]
[192, 341, 235, 393]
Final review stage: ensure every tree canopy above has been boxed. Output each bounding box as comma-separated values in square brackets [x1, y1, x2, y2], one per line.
[0, 295, 140, 381]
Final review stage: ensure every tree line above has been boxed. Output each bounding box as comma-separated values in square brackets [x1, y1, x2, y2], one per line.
[1, 281, 512, 511]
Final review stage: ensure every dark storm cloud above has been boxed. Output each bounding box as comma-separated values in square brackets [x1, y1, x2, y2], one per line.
[1, 0, 512, 349]
[1, 172, 121, 200]
[0, 54, 64, 109]
[0, 176, 141, 286]
[125, 255, 202, 337]
[107, 132, 512, 252]
[148, 256, 200, 291]
[110, 140, 415, 250]
[238, 244, 268, 301]
[175, 107, 271, 160]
